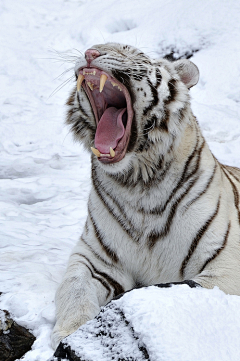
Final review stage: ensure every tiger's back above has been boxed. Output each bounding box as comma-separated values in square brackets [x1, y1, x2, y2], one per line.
[52, 43, 240, 349]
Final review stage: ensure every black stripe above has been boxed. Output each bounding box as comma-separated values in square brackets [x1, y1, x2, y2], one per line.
[225, 167, 240, 183]
[88, 203, 119, 263]
[159, 115, 169, 132]
[92, 165, 140, 240]
[78, 254, 124, 297]
[155, 68, 162, 87]
[184, 161, 217, 211]
[222, 167, 240, 223]
[102, 57, 123, 62]
[84, 221, 89, 235]
[81, 235, 112, 266]
[75, 254, 112, 298]
[198, 222, 231, 274]
[177, 103, 188, 122]
[180, 196, 221, 278]
[95, 269, 124, 297]
[148, 173, 199, 248]
[131, 67, 148, 81]
[147, 136, 204, 215]
[127, 113, 138, 153]
[166, 78, 177, 104]
[143, 77, 159, 116]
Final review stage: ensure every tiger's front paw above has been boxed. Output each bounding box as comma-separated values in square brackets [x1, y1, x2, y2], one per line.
[51, 326, 71, 351]
[51, 314, 93, 350]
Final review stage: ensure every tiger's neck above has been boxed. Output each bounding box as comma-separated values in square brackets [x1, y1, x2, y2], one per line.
[91, 112, 209, 205]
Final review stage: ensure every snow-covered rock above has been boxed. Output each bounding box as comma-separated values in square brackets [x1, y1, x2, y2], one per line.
[0, 309, 35, 361]
[51, 285, 240, 361]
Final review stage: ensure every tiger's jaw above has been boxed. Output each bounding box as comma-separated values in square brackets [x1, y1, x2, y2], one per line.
[77, 67, 134, 164]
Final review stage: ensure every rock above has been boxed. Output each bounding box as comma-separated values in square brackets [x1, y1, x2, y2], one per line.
[0, 309, 35, 361]
[50, 285, 240, 361]
[52, 300, 149, 361]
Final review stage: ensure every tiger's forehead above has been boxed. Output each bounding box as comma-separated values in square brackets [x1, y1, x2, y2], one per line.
[91, 42, 152, 61]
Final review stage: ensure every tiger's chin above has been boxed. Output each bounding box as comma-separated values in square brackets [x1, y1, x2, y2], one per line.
[76, 67, 134, 164]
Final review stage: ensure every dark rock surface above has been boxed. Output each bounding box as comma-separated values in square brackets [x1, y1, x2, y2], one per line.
[0, 309, 35, 361]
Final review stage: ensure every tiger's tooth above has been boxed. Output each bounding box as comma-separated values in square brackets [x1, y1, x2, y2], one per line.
[77, 74, 84, 91]
[87, 81, 94, 91]
[91, 147, 101, 157]
[110, 147, 115, 157]
[99, 74, 108, 93]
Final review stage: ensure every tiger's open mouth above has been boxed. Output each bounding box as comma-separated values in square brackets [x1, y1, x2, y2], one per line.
[77, 68, 133, 164]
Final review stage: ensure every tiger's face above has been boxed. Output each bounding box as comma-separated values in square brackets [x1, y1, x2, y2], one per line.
[67, 43, 199, 172]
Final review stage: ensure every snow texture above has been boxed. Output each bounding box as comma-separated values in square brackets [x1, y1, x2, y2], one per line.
[0, 310, 8, 332]
[0, 0, 240, 360]
[52, 286, 240, 361]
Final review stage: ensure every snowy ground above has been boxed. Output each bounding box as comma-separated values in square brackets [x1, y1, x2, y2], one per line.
[0, 0, 240, 360]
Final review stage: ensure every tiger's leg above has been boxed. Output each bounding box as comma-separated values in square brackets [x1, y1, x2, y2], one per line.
[51, 251, 132, 350]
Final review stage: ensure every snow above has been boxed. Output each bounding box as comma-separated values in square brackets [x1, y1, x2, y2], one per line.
[52, 286, 240, 361]
[0, 0, 240, 360]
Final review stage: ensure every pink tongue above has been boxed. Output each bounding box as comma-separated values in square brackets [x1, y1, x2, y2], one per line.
[95, 107, 126, 154]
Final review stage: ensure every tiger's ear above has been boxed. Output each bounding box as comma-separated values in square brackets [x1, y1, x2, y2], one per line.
[174, 59, 199, 89]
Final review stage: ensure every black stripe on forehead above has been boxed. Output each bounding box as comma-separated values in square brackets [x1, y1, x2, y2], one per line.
[142, 77, 159, 116]
[155, 68, 162, 86]
[130, 67, 148, 81]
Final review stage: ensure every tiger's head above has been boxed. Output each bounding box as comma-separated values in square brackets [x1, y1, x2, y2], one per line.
[67, 43, 199, 176]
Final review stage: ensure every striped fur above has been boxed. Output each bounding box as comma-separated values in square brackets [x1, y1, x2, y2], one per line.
[52, 43, 240, 349]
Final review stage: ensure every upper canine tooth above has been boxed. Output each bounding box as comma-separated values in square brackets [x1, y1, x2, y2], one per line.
[77, 74, 84, 91]
[91, 147, 101, 157]
[99, 74, 108, 93]
[109, 147, 115, 158]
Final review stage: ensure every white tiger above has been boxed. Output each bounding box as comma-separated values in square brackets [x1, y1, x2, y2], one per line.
[52, 43, 240, 349]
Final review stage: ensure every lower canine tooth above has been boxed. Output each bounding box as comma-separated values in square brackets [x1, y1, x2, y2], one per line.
[110, 147, 115, 157]
[87, 82, 94, 91]
[99, 74, 108, 93]
[91, 147, 101, 157]
[77, 74, 84, 91]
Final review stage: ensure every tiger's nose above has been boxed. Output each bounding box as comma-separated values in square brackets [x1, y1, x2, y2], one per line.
[85, 49, 100, 65]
